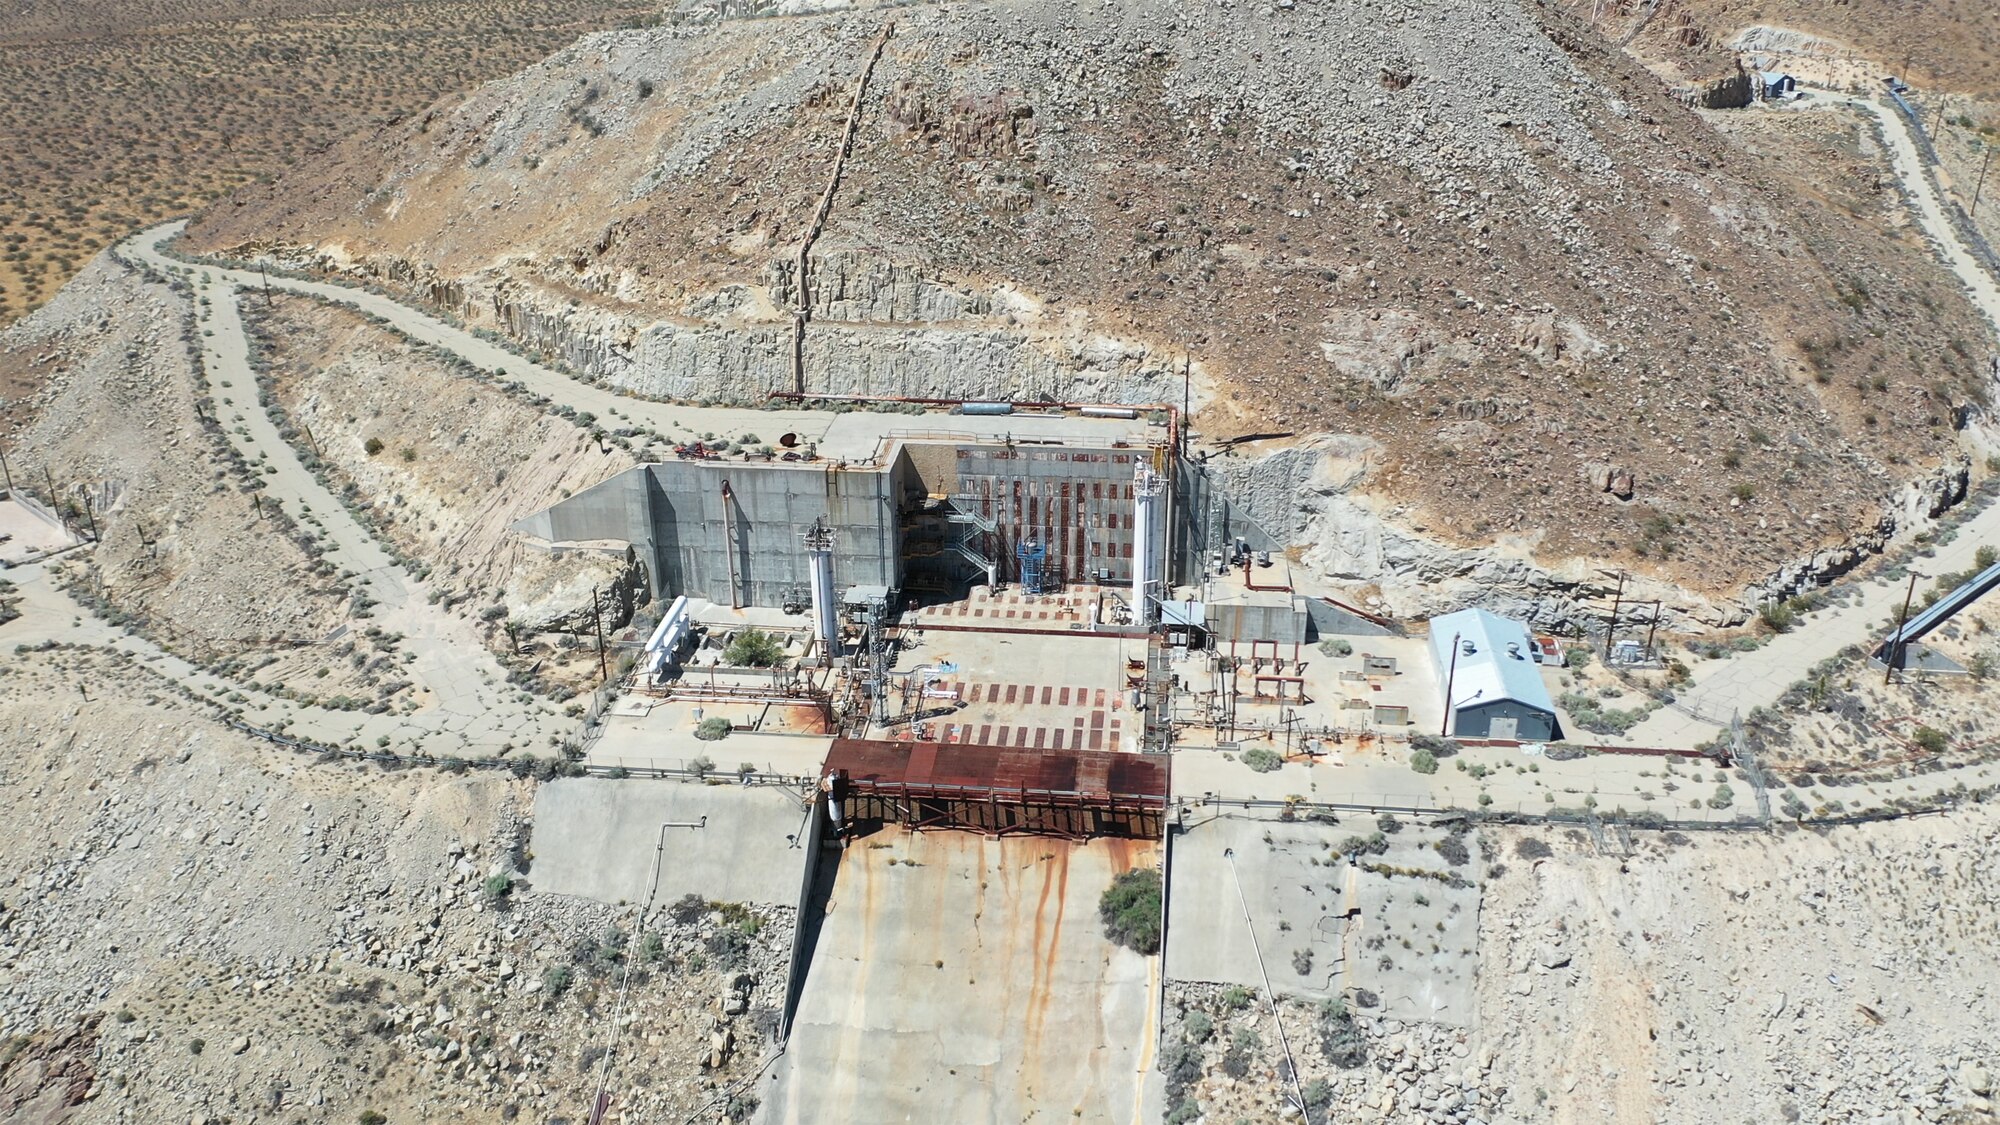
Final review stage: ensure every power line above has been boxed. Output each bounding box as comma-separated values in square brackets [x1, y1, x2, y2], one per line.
[1221, 847, 1308, 1118]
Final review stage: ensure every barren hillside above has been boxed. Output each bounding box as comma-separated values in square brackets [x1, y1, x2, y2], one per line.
[0, 648, 789, 1124]
[0, 0, 659, 325]
[1573, 0, 2000, 94]
[184, 0, 1996, 597]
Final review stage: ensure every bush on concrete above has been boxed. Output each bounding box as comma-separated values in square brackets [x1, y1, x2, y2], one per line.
[1240, 747, 1283, 772]
[694, 719, 731, 742]
[1410, 748, 1438, 774]
[1099, 868, 1164, 954]
[723, 628, 787, 667]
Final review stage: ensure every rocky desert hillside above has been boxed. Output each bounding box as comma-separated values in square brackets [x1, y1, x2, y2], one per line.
[184, 0, 1996, 600]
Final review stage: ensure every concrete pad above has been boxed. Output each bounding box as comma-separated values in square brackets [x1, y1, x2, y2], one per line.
[529, 779, 810, 907]
[0, 494, 82, 563]
[1166, 815, 1346, 1001]
[1165, 813, 1481, 1026]
[762, 828, 1160, 1125]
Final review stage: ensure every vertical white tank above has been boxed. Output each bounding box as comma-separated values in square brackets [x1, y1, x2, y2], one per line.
[1132, 464, 1165, 629]
[804, 520, 840, 663]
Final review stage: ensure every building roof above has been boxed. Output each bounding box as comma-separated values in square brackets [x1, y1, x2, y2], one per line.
[824, 739, 1168, 805]
[1427, 608, 1557, 716]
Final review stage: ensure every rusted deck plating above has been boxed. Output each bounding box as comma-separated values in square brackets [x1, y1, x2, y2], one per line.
[823, 738, 1168, 839]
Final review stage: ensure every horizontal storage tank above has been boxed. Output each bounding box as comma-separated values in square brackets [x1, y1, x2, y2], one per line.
[1079, 406, 1139, 419]
[958, 402, 1014, 416]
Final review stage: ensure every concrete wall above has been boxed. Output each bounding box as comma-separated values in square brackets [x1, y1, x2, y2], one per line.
[519, 439, 1179, 607]
[1173, 452, 1285, 584]
[1453, 698, 1557, 742]
[1209, 598, 1308, 645]
[644, 460, 900, 608]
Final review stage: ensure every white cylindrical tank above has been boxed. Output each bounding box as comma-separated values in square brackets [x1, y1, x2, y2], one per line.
[809, 544, 838, 660]
[1132, 464, 1165, 630]
[804, 520, 840, 663]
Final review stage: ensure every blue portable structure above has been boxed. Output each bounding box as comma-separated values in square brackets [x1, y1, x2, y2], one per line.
[1016, 539, 1048, 595]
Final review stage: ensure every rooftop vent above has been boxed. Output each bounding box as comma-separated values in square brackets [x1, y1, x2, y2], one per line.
[1506, 641, 1522, 659]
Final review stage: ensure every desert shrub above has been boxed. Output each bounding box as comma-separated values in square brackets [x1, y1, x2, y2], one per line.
[363, 436, 384, 456]
[1291, 948, 1314, 975]
[1183, 1010, 1214, 1043]
[1220, 985, 1253, 1010]
[1240, 747, 1284, 772]
[1434, 836, 1470, 866]
[1318, 638, 1353, 657]
[1758, 601, 1797, 633]
[1410, 734, 1459, 757]
[1159, 1038, 1203, 1092]
[1708, 784, 1735, 809]
[1513, 838, 1553, 860]
[1410, 748, 1438, 774]
[1099, 868, 1164, 954]
[705, 927, 751, 971]
[480, 873, 513, 903]
[669, 892, 708, 925]
[1377, 813, 1402, 833]
[1912, 725, 1949, 754]
[1318, 998, 1367, 1067]
[694, 718, 731, 742]
[723, 628, 786, 667]
[1220, 1029, 1258, 1078]
[542, 965, 572, 998]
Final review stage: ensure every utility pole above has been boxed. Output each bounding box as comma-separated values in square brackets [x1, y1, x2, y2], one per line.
[1973, 147, 1993, 218]
[1885, 571, 1922, 685]
[1181, 355, 1192, 458]
[1643, 600, 1663, 656]
[1932, 95, 1951, 137]
[1600, 569, 1628, 659]
[591, 588, 608, 683]
[40, 466, 67, 534]
[259, 265, 273, 307]
[1440, 631, 1462, 737]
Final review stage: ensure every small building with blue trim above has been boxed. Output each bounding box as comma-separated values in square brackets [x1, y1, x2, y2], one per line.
[1428, 608, 1560, 741]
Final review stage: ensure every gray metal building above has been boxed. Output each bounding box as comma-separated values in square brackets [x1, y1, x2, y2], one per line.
[1429, 608, 1560, 741]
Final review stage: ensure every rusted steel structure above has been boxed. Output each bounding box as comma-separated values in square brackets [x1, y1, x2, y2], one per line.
[821, 738, 1168, 839]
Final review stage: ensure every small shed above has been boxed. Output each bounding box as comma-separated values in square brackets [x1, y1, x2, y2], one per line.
[1428, 608, 1560, 741]
[1761, 73, 1797, 100]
